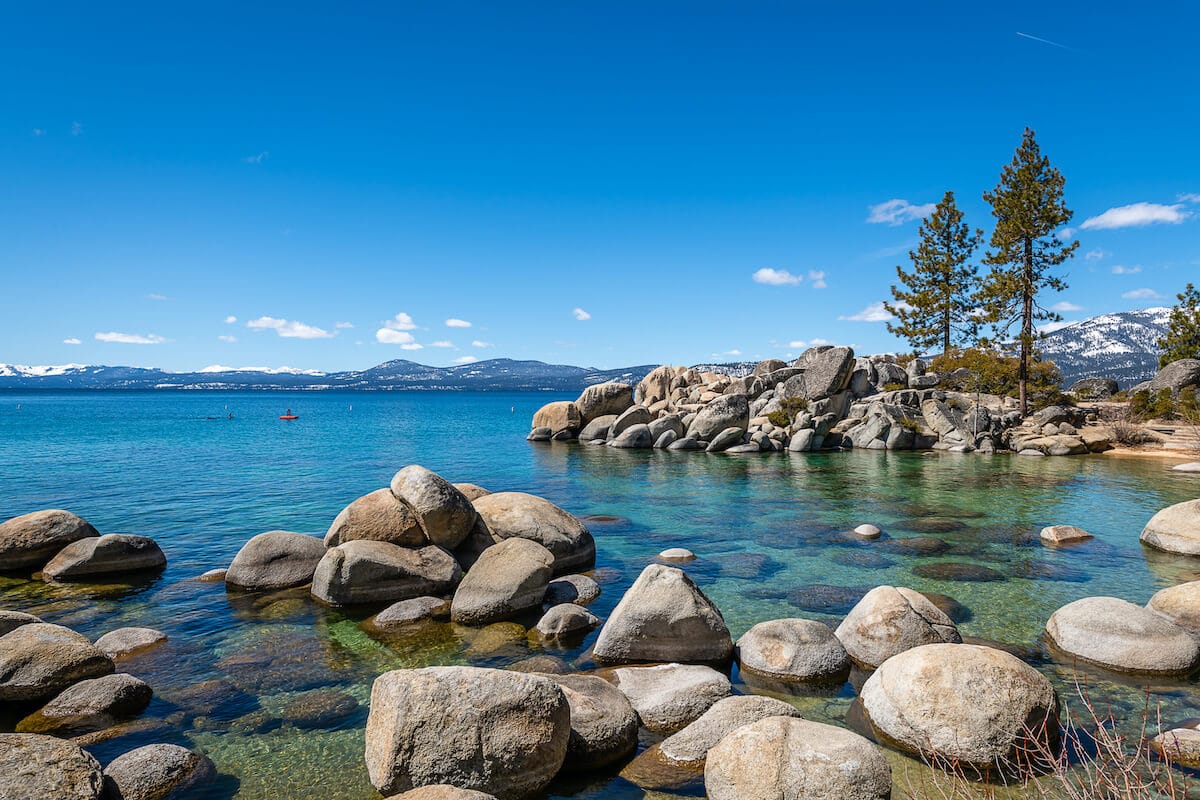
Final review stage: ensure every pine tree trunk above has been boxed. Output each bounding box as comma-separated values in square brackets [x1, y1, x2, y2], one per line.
[1020, 237, 1034, 416]
[943, 307, 950, 356]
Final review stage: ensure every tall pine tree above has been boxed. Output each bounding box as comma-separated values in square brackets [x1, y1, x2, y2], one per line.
[977, 128, 1079, 415]
[1157, 283, 1200, 367]
[884, 190, 983, 356]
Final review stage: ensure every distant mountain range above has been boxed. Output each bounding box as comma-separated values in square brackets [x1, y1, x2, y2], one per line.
[0, 308, 1171, 391]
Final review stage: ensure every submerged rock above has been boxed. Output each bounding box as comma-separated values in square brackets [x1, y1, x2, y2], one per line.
[610, 663, 732, 733]
[592, 564, 733, 664]
[17, 672, 152, 735]
[367, 596, 452, 630]
[0, 509, 98, 571]
[388, 788, 499, 800]
[365, 666, 570, 799]
[0, 623, 114, 703]
[1152, 722, 1200, 768]
[1045, 596, 1200, 674]
[280, 688, 359, 729]
[225, 530, 326, 591]
[325, 488, 427, 548]
[835, 586, 961, 669]
[0, 733, 104, 800]
[473, 492, 595, 575]
[42, 534, 166, 581]
[101, 743, 216, 800]
[1040, 525, 1094, 546]
[912, 562, 1005, 582]
[94, 627, 168, 659]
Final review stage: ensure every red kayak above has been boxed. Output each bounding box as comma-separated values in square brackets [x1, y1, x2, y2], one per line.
[279, 415, 299, 420]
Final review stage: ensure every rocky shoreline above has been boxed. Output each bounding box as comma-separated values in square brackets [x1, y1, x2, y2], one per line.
[527, 346, 1138, 456]
[3, 468, 1200, 798]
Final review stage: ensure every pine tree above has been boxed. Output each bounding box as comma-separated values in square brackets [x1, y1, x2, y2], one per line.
[977, 128, 1079, 415]
[1157, 283, 1200, 367]
[884, 190, 983, 356]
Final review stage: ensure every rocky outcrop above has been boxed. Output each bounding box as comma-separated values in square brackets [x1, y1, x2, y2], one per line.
[365, 666, 570, 799]
[390, 466, 479, 550]
[225, 531, 326, 591]
[1145, 358, 1200, 394]
[609, 663, 731, 733]
[592, 564, 733, 664]
[1140, 499, 1200, 555]
[1045, 596, 1200, 674]
[835, 585, 961, 668]
[0, 509, 98, 571]
[735, 618, 849, 683]
[704, 716, 892, 800]
[311, 541, 462, 607]
[576, 382, 634, 423]
[472, 493, 595, 574]
[325, 488, 427, 547]
[42, 534, 166, 581]
[1069, 377, 1118, 399]
[531, 401, 582, 437]
[537, 673, 638, 771]
[0, 623, 114, 702]
[0, 733, 104, 800]
[860, 643, 1059, 772]
[659, 696, 802, 767]
[100, 743, 216, 800]
[451, 538, 554, 625]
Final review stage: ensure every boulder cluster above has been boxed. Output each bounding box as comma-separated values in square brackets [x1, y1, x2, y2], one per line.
[529, 346, 1116, 455]
[0, 510, 166, 580]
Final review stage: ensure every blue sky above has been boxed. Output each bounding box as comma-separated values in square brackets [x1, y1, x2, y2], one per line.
[2, 2, 1197, 371]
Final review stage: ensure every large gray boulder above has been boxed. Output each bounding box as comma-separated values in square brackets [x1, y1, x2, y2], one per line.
[1069, 377, 1119, 399]
[42, 534, 166, 581]
[577, 414, 617, 441]
[735, 619, 849, 683]
[531, 401, 582, 436]
[635, 366, 675, 407]
[0, 610, 41, 637]
[365, 666, 570, 799]
[704, 716, 891, 800]
[451, 538, 554, 625]
[1140, 499, 1200, 555]
[544, 574, 600, 606]
[1148, 581, 1200, 634]
[1045, 596, 1200, 674]
[537, 673, 638, 771]
[610, 663, 731, 733]
[0, 733, 104, 800]
[225, 530, 326, 591]
[312, 541, 462, 607]
[93, 627, 168, 660]
[835, 585, 961, 668]
[325, 488, 427, 548]
[101, 743, 216, 800]
[390, 466, 478, 550]
[609, 424, 653, 448]
[686, 394, 749, 441]
[0, 509, 98, 571]
[800, 346, 856, 400]
[534, 604, 599, 640]
[609, 405, 653, 437]
[16, 672, 152, 734]
[592, 564, 733, 664]
[367, 596, 452, 630]
[860, 643, 1059, 771]
[388, 788, 499, 800]
[576, 382, 634, 423]
[659, 695, 802, 767]
[0, 623, 114, 702]
[1148, 358, 1200, 393]
[472, 492, 595, 575]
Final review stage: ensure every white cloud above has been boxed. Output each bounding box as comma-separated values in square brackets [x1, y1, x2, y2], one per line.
[400, 343, 423, 350]
[95, 331, 167, 344]
[807, 270, 827, 289]
[453, 355, 478, 364]
[1122, 288, 1163, 300]
[224, 315, 238, 324]
[573, 307, 592, 321]
[242, 151, 269, 164]
[1178, 193, 1200, 204]
[471, 340, 493, 348]
[445, 318, 471, 328]
[335, 321, 354, 329]
[383, 312, 417, 331]
[429, 340, 455, 348]
[1111, 264, 1142, 274]
[839, 302, 898, 322]
[788, 340, 807, 349]
[146, 293, 169, 301]
[1081, 202, 1191, 230]
[752, 268, 802, 286]
[722, 349, 742, 356]
[32, 128, 45, 137]
[1084, 249, 1107, 262]
[376, 329, 416, 345]
[809, 338, 831, 346]
[246, 316, 333, 339]
[1038, 320, 1077, 333]
[867, 199, 935, 226]
[63, 337, 81, 345]
[70, 121, 82, 136]
[218, 334, 237, 343]
[1058, 227, 1075, 239]
[1050, 301, 1082, 312]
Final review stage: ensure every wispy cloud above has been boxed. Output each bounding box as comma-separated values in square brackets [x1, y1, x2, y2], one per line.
[246, 316, 334, 339]
[471, 340, 493, 348]
[334, 321, 354, 329]
[807, 270, 827, 289]
[445, 318, 471, 328]
[867, 199, 935, 226]
[242, 151, 269, 164]
[1122, 288, 1163, 300]
[1084, 249, 1108, 262]
[95, 331, 167, 344]
[1111, 265, 1142, 274]
[224, 315, 238, 324]
[1059, 227, 1075, 240]
[70, 121, 83, 136]
[382, 312, 417, 331]
[718, 349, 742, 357]
[788, 340, 807, 349]
[453, 355, 478, 364]
[839, 302, 898, 322]
[146, 293, 169, 301]
[63, 337, 81, 345]
[1016, 31, 1074, 51]
[573, 307, 591, 321]
[429, 340, 455, 348]
[1050, 301, 1083, 312]
[218, 334, 237, 343]
[32, 128, 45, 137]
[1179, 193, 1200, 204]
[752, 268, 802, 286]
[1081, 202, 1191, 230]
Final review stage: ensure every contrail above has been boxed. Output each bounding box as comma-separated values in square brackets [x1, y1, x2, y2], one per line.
[1016, 31, 1074, 51]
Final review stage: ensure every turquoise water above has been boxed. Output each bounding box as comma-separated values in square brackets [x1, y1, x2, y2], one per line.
[2, 391, 1200, 799]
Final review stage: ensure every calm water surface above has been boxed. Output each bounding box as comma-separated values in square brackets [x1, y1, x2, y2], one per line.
[2, 391, 1199, 798]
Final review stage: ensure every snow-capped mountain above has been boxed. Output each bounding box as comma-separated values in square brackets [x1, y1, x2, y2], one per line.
[1038, 307, 1170, 387]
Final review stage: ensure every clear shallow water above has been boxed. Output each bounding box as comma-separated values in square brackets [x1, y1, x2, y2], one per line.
[2, 391, 1200, 799]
